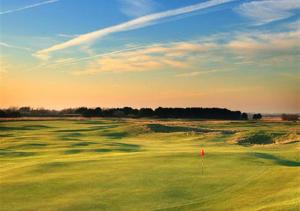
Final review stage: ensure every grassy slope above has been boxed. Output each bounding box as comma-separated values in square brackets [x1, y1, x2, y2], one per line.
[0, 119, 299, 211]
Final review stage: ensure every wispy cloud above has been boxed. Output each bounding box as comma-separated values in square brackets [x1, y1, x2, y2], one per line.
[227, 30, 300, 53]
[35, 0, 235, 59]
[119, 0, 159, 18]
[73, 42, 201, 75]
[57, 33, 80, 38]
[0, 0, 59, 15]
[72, 27, 300, 75]
[0, 41, 32, 52]
[175, 71, 201, 77]
[175, 71, 210, 77]
[235, 0, 300, 25]
[44, 45, 147, 68]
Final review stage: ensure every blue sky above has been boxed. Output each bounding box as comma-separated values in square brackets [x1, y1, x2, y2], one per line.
[0, 0, 299, 112]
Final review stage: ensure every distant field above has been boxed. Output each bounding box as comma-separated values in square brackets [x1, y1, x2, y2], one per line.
[0, 119, 299, 210]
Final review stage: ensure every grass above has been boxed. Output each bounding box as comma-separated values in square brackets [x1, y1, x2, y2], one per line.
[0, 118, 299, 210]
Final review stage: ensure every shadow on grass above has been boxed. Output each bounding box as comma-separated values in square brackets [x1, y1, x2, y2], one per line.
[55, 129, 94, 132]
[33, 161, 75, 173]
[93, 142, 141, 153]
[102, 132, 129, 139]
[0, 125, 52, 131]
[0, 149, 36, 157]
[6, 143, 48, 150]
[58, 133, 85, 141]
[74, 120, 107, 125]
[71, 141, 97, 147]
[21, 143, 47, 147]
[94, 148, 113, 153]
[60, 137, 83, 141]
[63, 142, 141, 154]
[254, 152, 300, 167]
[106, 142, 141, 152]
[64, 149, 83, 154]
[54, 125, 118, 133]
[0, 133, 14, 137]
[284, 140, 300, 145]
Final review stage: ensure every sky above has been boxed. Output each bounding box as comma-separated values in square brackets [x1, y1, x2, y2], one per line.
[0, 0, 299, 113]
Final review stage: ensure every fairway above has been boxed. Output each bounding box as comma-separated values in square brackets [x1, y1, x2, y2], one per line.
[0, 119, 299, 210]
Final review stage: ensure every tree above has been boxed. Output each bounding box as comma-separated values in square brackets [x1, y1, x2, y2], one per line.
[0, 110, 6, 117]
[82, 109, 95, 117]
[241, 113, 248, 120]
[94, 107, 102, 116]
[75, 107, 88, 115]
[253, 113, 262, 120]
[139, 108, 154, 117]
[122, 107, 133, 116]
[0, 106, 249, 119]
[19, 107, 31, 113]
[0, 109, 21, 118]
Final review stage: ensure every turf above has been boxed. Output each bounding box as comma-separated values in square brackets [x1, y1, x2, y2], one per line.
[0, 119, 299, 210]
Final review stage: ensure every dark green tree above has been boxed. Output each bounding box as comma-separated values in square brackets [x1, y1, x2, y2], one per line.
[253, 113, 262, 120]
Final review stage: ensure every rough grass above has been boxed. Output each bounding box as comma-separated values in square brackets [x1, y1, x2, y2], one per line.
[235, 131, 299, 145]
[0, 119, 299, 211]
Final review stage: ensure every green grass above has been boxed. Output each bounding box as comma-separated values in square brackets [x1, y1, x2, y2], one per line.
[0, 119, 299, 210]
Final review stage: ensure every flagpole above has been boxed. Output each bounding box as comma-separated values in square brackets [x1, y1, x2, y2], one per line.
[201, 155, 204, 175]
[200, 148, 204, 175]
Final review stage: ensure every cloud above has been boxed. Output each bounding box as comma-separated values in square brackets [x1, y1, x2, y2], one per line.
[235, 0, 300, 25]
[38, 41, 217, 73]
[176, 71, 209, 77]
[227, 30, 300, 53]
[0, 0, 59, 15]
[176, 71, 201, 77]
[32, 17, 299, 76]
[44, 45, 148, 68]
[0, 41, 32, 51]
[72, 27, 300, 75]
[35, 0, 235, 59]
[119, 0, 159, 17]
[74, 42, 204, 75]
[57, 34, 80, 38]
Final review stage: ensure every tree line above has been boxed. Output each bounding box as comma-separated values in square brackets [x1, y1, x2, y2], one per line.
[0, 106, 251, 120]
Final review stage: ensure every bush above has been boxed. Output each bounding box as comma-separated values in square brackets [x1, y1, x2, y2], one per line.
[237, 131, 274, 145]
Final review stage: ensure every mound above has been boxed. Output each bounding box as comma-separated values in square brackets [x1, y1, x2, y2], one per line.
[147, 124, 207, 133]
[235, 131, 300, 145]
[274, 132, 300, 144]
[147, 124, 236, 134]
[237, 131, 274, 145]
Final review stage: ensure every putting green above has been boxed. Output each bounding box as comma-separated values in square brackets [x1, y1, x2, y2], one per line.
[0, 119, 299, 210]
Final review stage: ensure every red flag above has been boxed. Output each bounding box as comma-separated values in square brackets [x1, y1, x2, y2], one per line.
[201, 149, 205, 157]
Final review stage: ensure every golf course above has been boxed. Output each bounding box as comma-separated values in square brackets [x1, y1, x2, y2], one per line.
[0, 118, 299, 210]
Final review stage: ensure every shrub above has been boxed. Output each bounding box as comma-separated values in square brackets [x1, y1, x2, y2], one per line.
[237, 131, 274, 145]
